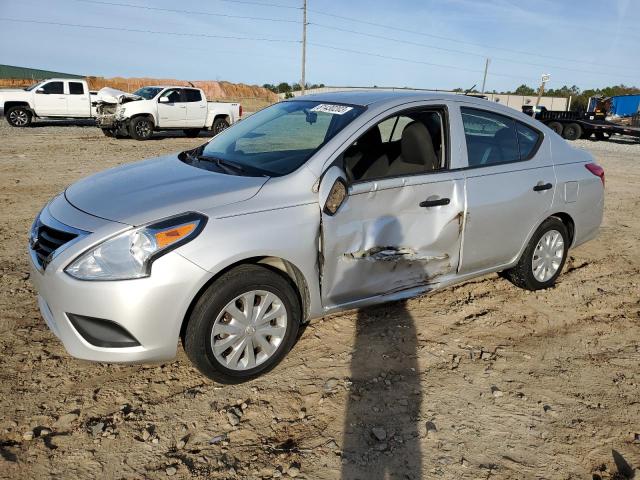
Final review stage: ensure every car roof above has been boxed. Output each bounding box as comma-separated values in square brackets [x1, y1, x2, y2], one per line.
[290, 89, 490, 108]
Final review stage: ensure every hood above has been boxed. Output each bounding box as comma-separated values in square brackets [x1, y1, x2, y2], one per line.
[94, 87, 141, 105]
[65, 154, 269, 225]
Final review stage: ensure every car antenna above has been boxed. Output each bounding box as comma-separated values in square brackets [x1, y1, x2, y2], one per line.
[464, 84, 477, 95]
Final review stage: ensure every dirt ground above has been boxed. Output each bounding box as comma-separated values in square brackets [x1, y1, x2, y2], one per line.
[0, 120, 638, 480]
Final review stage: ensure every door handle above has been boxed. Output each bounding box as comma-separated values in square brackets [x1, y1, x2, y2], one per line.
[533, 182, 553, 191]
[178, 105, 186, 109]
[420, 197, 450, 208]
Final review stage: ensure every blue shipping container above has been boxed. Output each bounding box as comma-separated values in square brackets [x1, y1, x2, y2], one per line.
[610, 94, 640, 117]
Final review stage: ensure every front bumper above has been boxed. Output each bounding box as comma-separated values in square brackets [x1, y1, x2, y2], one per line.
[29, 200, 210, 363]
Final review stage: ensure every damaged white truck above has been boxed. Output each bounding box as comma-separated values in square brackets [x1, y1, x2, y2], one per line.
[95, 86, 242, 140]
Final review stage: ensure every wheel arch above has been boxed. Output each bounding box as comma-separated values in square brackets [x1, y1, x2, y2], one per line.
[129, 113, 155, 126]
[549, 211, 575, 246]
[214, 113, 230, 123]
[179, 255, 311, 341]
[4, 101, 33, 114]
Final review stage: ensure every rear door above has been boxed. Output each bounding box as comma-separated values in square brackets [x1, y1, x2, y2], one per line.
[66, 81, 90, 117]
[156, 88, 186, 127]
[457, 105, 555, 273]
[320, 106, 465, 308]
[34, 81, 66, 116]
[183, 89, 207, 127]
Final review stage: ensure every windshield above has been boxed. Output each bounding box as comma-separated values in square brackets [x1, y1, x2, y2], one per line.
[132, 87, 163, 100]
[24, 81, 43, 91]
[194, 100, 365, 176]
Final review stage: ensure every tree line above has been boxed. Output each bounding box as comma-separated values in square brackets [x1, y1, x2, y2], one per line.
[262, 82, 326, 98]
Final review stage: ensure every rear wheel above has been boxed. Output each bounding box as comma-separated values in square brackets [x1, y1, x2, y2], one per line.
[129, 116, 154, 140]
[183, 128, 201, 138]
[562, 122, 582, 141]
[547, 121, 563, 135]
[503, 217, 569, 291]
[212, 117, 230, 135]
[6, 106, 32, 127]
[183, 265, 301, 383]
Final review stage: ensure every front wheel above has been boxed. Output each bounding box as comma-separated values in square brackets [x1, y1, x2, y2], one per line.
[129, 116, 154, 140]
[183, 265, 301, 383]
[503, 217, 569, 291]
[212, 117, 230, 135]
[6, 106, 32, 127]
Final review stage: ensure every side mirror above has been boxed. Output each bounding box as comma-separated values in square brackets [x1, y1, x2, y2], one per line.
[36, 88, 45, 94]
[319, 166, 348, 216]
[159, 96, 170, 103]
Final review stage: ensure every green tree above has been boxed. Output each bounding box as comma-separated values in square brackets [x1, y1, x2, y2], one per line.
[514, 84, 536, 95]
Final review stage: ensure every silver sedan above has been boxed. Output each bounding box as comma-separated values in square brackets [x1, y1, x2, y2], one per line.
[28, 91, 604, 382]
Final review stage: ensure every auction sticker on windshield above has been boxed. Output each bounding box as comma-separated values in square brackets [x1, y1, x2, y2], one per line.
[310, 104, 354, 115]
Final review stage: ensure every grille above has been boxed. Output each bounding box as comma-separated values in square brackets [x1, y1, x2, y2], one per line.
[31, 221, 78, 269]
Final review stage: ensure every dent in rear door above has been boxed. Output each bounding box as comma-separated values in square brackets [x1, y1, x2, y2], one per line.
[320, 173, 465, 309]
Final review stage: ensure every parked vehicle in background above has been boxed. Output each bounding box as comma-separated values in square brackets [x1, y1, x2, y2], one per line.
[523, 104, 640, 141]
[1, 78, 96, 126]
[94, 85, 242, 140]
[28, 91, 604, 383]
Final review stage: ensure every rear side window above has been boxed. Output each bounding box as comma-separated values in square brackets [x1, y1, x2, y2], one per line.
[183, 89, 202, 102]
[41, 82, 63, 94]
[69, 82, 84, 95]
[461, 107, 542, 167]
[516, 122, 541, 159]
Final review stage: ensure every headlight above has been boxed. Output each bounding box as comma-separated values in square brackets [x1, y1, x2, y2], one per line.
[65, 212, 206, 281]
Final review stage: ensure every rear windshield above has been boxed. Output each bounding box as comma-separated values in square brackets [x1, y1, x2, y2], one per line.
[197, 101, 365, 176]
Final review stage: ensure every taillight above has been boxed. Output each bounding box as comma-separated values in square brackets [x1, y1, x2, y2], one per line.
[239, 105, 243, 118]
[585, 163, 605, 187]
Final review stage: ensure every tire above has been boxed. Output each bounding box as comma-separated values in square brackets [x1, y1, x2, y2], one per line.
[212, 117, 230, 135]
[101, 128, 115, 137]
[128, 116, 154, 140]
[184, 264, 301, 383]
[562, 122, 582, 141]
[502, 217, 569, 291]
[183, 128, 201, 138]
[6, 106, 32, 127]
[547, 121, 563, 135]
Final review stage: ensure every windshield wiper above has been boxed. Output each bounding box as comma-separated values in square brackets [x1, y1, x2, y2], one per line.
[197, 155, 246, 174]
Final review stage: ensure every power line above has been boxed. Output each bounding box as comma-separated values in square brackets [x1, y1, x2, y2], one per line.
[309, 22, 640, 80]
[308, 42, 537, 82]
[72, 0, 299, 23]
[0, 17, 301, 43]
[307, 8, 636, 71]
[218, 0, 301, 9]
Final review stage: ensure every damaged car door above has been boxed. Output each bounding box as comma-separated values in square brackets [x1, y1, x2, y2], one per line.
[320, 107, 465, 309]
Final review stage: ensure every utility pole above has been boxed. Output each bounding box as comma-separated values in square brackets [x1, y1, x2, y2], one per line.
[481, 58, 490, 94]
[301, 0, 307, 95]
[535, 73, 551, 107]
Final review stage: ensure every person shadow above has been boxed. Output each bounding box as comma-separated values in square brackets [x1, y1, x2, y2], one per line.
[328, 215, 423, 479]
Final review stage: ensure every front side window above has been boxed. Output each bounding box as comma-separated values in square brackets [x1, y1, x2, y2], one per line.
[461, 107, 542, 167]
[186, 101, 364, 176]
[41, 82, 63, 94]
[344, 109, 447, 182]
[160, 89, 182, 103]
[69, 82, 84, 95]
[183, 89, 202, 102]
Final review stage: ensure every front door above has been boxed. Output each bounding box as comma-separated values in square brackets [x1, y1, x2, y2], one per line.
[457, 106, 556, 273]
[34, 81, 66, 116]
[66, 81, 90, 117]
[157, 88, 187, 127]
[320, 107, 464, 309]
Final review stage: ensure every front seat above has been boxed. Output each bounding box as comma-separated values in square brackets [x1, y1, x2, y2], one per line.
[387, 121, 439, 176]
[345, 126, 387, 181]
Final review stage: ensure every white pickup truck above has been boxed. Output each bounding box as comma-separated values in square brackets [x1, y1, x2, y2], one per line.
[95, 85, 242, 140]
[0, 78, 96, 126]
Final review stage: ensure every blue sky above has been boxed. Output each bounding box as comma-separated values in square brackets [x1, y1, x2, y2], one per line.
[0, 0, 639, 91]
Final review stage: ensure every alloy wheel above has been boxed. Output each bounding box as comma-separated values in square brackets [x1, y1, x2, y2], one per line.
[9, 110, 29, 126]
